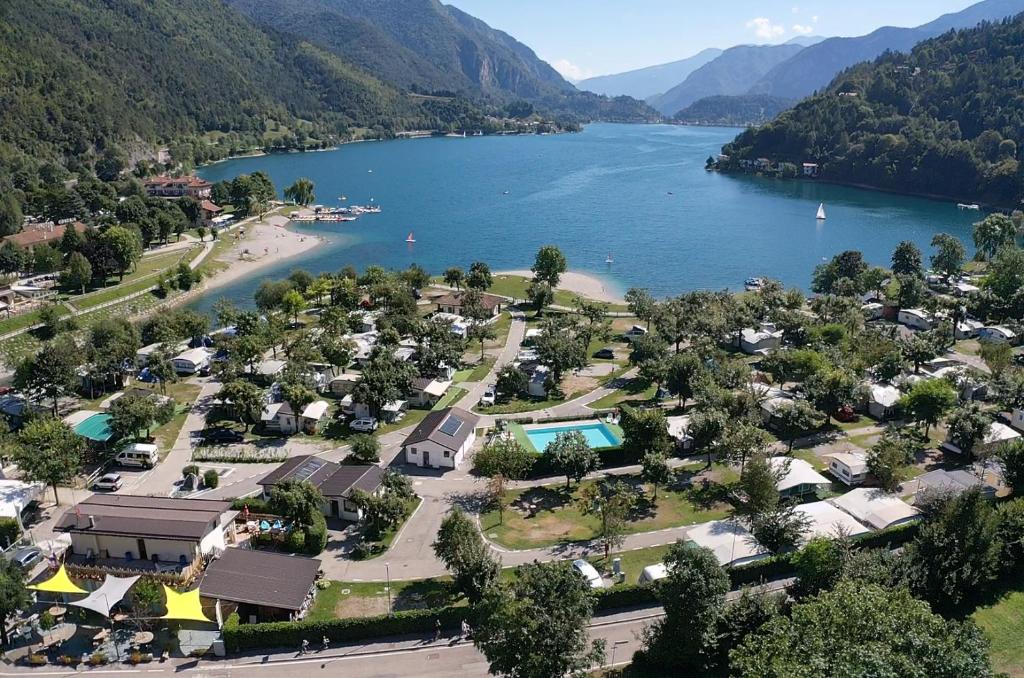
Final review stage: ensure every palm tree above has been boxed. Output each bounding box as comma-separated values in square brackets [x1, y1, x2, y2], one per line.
[247, 194, 268, 221]
[284, 178, 315, 206]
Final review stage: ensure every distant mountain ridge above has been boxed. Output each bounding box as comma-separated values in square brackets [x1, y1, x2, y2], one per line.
[577, 48, 723, 100]
[749, 0, 1024, 99]
[674, 95, 795, 127]
[648, 43, 805, 115]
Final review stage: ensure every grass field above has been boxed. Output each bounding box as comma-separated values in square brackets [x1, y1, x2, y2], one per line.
[432, 387, 468, 411]
[480, 474, 731, 550]
[486, 274, 629, 312]
[974, 588, 1024, 677]
[308, 577, 460, 621]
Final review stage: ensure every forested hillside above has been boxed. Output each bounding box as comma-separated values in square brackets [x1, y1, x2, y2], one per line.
[719, 16, 1024, 206]
[674, 95, 794, 126]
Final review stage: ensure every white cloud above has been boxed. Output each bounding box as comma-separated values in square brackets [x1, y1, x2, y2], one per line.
[550, 58, 591, 83]
[746, 17, 786, 40]
[812, 15, 819, 23]
[792, 24, 814, 35]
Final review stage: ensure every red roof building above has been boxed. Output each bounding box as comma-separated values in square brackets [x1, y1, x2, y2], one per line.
[144, 175, 213, 199]
[3, 222, 86, 249]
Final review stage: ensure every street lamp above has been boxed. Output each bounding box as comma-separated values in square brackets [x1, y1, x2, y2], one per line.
[609, 639, 629, 668]
[385, 561, 392, 616]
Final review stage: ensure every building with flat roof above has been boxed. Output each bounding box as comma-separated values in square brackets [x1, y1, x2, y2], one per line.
[684, 520, 768, 567]
[794, 501, 871, 543]
[828, 488, 920, 530]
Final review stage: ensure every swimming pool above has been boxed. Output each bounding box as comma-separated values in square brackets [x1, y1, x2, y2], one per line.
[524, 422, 622, 452]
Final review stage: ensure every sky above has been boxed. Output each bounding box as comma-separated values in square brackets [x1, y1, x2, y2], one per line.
[447, 0, 980, 80]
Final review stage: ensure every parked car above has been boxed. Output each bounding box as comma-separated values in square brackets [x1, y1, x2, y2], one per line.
[480, 385, 496, 407]
[350, 417, 379, 432]
[572, 559, 604, 589]
[7, 547, 42, 570]
[201, 428, 245, 445]
[92, 473, 123, 492]
[593, 347, 616, 360]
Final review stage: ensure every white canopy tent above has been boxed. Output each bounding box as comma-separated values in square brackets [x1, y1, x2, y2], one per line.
[67, 574, 140, 617]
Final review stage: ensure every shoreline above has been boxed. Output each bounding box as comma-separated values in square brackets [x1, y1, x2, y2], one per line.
[497, 269, 625, 304]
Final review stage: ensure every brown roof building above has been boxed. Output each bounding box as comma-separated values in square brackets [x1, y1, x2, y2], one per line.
[200, 548, 321, 621]
[144, 175, 213, 199]
[402, 407, 479, 470]
[256, 456, 385, 521]
[3, 222, 86, 249]
[434, 291, 504, 317]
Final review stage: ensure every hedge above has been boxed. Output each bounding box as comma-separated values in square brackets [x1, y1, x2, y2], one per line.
[231, 497, 271, 513]
[593, 583, 657, 611]
[223, 606, 473, 652]
[0, 517, 20, 548]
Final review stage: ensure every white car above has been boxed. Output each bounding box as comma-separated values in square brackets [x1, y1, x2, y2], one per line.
[350, 418, 379, 432]
[93, 473, 123, 492]
[480, 385, 496, 407]
[572, 559, 604, 589]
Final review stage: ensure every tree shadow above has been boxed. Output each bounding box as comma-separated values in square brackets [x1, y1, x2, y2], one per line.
[511, 486, 572, 518]
[393, 579, 460, 611]
[686, 479, 730, 511]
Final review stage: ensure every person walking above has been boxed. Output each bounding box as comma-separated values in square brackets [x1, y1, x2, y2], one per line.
[460, 620, 471, 640]
[434, 619, 442, 642]
[300, 639, 309, 655]
[322, 636, 330, 651]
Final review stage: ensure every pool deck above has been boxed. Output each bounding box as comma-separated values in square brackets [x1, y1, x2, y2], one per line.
[512, 419, 624, 453]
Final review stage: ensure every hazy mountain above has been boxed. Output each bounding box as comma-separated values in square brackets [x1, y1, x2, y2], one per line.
[648, 44, 805, 115]
[749, 0, 1024, 100]
[785, 35, 826, 47]
[674, 95, 795, 126]
[576, 48, 723, 99]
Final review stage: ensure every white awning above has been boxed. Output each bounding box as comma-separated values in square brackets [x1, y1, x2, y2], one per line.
[67, 574, 140, 617]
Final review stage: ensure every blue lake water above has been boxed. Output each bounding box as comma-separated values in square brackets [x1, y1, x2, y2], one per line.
[523, 423, 623, 452]
[194, 123, 979, 314]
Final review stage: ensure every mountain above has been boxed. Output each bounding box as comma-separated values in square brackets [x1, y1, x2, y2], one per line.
[784, 35, 826, 47]
[674, 95, 795, 126]
[719, 15, 1024, 206]
[648, 43, 805, 115]
[576, 48, 723, 100]
[227, 0, 657, 121]
[749, 0, 1024, 100]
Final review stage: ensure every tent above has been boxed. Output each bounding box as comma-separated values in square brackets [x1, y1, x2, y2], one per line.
[28, 565, 86, 595]
[161, 585, 211, 623]
[67, 575, 140, 617]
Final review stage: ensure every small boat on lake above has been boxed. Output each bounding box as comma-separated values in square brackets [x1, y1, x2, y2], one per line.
[406, 232, 416, 243]
[957, 203, 981, 211]
[605, 253, 614, 264]
[816, 203, 827, 220]
[745, 277, 765, 291]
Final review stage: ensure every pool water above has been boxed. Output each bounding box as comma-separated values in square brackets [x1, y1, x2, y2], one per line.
[525, 423, 621, 452]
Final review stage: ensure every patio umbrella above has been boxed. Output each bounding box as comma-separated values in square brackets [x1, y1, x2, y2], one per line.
[67, 575, 140, 617]
[28, 565, 86, 595]
[161, 586, 211, 623]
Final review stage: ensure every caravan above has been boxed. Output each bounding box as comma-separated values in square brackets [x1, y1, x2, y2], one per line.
[115, 442, 159, 469]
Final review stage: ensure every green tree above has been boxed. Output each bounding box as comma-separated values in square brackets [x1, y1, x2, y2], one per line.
[352, 349, 417, 418]
[466, 261, 492, 290]
[731, 581, 994, 678]
[218, 380, 265, 431]
[280, 382, 316, 420]
[930, 233, 966, 280]
[619, 405, 673, 457]
[633, 542, 729, 674]
[474, 561, 605, 678]
[625, 287, 657, 330]
[899, 379, 957, 436]
[0, 193, 23, 238]
[280, 288, 306, 324]
[900, 331, 941, 374]
[473, 438, 535, 480]
[578, 479, 638, 558]
[891, 240, 923, 277]
[973, 213, 1017, 260]
[348, 434, 381, 464]
[284, 177, 315, 206]
[443, 266, 464, 290]
[526, 279, 554, 315]
[546, 430, 599, 489]
[665, 351, 703, 408]
[998, 440, 1024, 496]
[100, 225, 142, 279]
[531, 245, 567, 288]
[689, 408, 728, 467]
[14, 336, 79, 415]
[178, 195, 202, 226]
[867, 429, 920, 492]
[495, 364, 528, 400]
[268, 480, 324, 527]
[641, 451, 672, 499]
[792, 536, 847, 597]
[15, 418, 84, 504]
[979, 339, 1013, 375]
[432, 507, 499, 603]
[946, 402, 993, 460]
[773, 400, 825, 453]
[0, 560, 31, 646]
[63, 251, 93, 294]
[0, 241, 27, 274]
[908, 489, 1001, 613]
[109, 394, 157, 440]
[805, 368, 861, 425]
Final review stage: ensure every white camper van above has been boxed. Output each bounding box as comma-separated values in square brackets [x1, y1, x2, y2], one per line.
[115, 443, 159, 469]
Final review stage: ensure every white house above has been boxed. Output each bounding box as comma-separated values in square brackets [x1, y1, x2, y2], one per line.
[402, 407, 480, 469]
[352, 399, 407, 423]
[257, 456, 383, 522]
[826, 451, 869, 487]
[261, 401, 298, 434]
[739, 323, 783, 355]
[941, 421, 1020, 456]
[685, 520, 768, 567]
[978, 326, 1017, 344]
[328, 373, 361, 396]
[952, 281, 981, 296]
[0, 479, 43, 530]
[665, 415, 693, 451]
[955, 319, 984, 340]
[299, 400, 330, 434]
[903, 469, 997, 502]
[795, 501, 871, 542]
[828, 488, 920, 530]
[409, 378, 453, 408]
[861, 302, 885, 320]
[255, 359, 287, 381]
[768, 457, 832, 498]
[898, 308, 933, 331]
[866, 383, 901, 420]
[171, 348, 211, 375]
[527, 365, 551, 398]
[135, 340, 188, 368]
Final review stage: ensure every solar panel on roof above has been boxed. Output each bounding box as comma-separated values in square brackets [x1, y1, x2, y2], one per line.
[438, 415, 463, 437]
[291, 458, 326, 482]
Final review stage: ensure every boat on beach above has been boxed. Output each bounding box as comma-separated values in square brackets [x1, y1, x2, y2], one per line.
[745, 277, 765, 291]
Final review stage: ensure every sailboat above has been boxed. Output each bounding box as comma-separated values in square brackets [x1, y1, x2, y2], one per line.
[605, 253, 614, 264]
[816, 203, 827, 220]
[405, 232, 416, 243]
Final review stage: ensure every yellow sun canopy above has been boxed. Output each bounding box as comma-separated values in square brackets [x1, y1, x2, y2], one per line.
[161, 585, 211, 623]
[28, 565, 87, 595]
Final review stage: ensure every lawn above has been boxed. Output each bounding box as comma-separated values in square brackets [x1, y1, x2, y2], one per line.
[480, 474, 732, 550]
[588, 379, 657, 410]
[587, 543, 675, 586]
[355, 497, 423, 560]
[477, 389, 586, 415]
[974, 588, 1024, 676]
[466, 356, 497, 382]
[487, 274, 628, 312]
[308, 577, 460, 621]
[432, 387, 468, 411]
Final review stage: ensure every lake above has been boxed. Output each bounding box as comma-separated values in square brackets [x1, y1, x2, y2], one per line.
[195, 123, 978, 312]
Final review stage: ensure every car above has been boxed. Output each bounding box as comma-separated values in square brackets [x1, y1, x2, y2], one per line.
[593, 347, 616, 360]
[7, 547, 42, 570]
[350, 417, 379, 432]
[480, 385, 496, 407]
[201, 428, 245, 445]
[572, 559, 604, 589]
[92, 473, 123, 492]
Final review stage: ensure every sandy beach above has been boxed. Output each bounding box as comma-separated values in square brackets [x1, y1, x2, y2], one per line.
[498, 269, 625, 304]
[200, 215, 321, 294]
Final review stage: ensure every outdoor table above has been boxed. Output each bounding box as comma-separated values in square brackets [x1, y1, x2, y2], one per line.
[132, 631, 154, 646]
[112, 613, 129, 623]
[92, 628, 109, 643]
[41, 623, 76, 648]
[47, 606, 66, 619]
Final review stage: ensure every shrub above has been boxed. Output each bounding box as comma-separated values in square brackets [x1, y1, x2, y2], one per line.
[38, 611, 55, 630]
[593, 583, 657, 610]
[231, 497, 271, 513]
[304, 513, 327, 555]
[182, 464, 199, 478]
[0, 517, 20, 548]
[202, 469, 219, 489]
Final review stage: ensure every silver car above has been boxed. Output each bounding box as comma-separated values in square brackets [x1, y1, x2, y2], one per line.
[8, 547, 42, 570]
